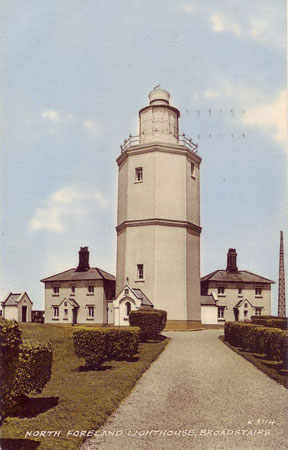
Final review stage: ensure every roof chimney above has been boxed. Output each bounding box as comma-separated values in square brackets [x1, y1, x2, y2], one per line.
[226, 248, 238, 273]
[76, 247, 90, 272]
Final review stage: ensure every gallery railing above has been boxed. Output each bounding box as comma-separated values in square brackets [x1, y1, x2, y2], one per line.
[120, 133, 198, 153]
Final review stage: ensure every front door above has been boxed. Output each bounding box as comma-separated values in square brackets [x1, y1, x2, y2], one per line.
[72, 308, 78, 325]
[22, 306, 27, 322]
[234, 308, 239, 321]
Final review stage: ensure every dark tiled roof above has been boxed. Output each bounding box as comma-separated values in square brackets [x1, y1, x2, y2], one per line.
[2, 292, 33, 306]
[3, 293, 22, 306]
[201, 295, 217, 306]
[131, 288, 153, 306]
[41, 268, 115, 282]
[201, 270, 274, 284]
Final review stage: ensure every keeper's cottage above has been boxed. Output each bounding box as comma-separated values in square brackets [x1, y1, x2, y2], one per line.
[114, 88, 202, 328]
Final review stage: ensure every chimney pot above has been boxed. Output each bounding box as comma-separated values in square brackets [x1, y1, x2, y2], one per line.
[226, 248, 238, 273]
[76, 246, 90, 272]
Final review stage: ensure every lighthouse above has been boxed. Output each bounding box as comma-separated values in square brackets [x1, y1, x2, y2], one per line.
[114, 88, 202, 328]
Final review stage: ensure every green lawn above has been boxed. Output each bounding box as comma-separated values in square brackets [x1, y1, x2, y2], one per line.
[1, 324, 169, 450]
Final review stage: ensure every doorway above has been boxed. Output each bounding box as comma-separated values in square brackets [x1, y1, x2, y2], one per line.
[22, 306, 27, 322]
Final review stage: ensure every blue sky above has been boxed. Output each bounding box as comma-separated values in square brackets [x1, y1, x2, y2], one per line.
[1, 0, 287, 313]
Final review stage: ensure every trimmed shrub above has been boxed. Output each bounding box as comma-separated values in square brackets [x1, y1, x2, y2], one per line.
[105, 327, 140, 361]
[14, 339, 52, 397]
[73, 327, 140, 369]
[251, 317, 288, 330]
[0, 319, 22, 419]
[224, 321, 288, 362]
[129, 308, 167, 341]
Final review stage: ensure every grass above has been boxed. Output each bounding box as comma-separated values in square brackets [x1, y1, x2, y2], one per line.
[219, 335, 288, 389]
[1, 324, 169, 450]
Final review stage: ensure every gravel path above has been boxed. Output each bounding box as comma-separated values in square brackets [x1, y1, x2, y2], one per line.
[81, 330, 288, 450]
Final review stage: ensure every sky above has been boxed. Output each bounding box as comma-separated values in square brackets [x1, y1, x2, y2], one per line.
[1, 0, 287, 313]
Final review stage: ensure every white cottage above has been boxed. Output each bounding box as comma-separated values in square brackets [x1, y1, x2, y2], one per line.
[41, 247, 115, 325]
[201, 249, 274, 325]
[1, 292, 33, 322]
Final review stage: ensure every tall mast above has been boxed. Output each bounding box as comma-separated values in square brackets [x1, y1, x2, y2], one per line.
[278, 231, 286, 318]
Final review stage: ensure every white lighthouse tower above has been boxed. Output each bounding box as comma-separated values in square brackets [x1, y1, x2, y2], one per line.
[115, 88, 202, 328]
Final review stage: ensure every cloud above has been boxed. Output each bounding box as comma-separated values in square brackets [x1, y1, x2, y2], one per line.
[210, 13, 242, 37]
[82, 119, 102, 137]
[241, 90, 287, 145]
[29, 185, 108, 232]
[41, 109, 73, 123]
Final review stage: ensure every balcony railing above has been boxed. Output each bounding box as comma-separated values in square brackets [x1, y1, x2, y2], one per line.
[120, 133, 198, 153]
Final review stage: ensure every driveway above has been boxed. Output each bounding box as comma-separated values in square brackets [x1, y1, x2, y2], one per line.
[81, 329, 288, 450]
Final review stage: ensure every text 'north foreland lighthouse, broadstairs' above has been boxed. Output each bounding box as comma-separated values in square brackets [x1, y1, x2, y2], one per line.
[115, 88, 202, 328]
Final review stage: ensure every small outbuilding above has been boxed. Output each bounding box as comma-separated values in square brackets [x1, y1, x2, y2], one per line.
[113, 284, 153, 326]
[1, 292, 33, 322]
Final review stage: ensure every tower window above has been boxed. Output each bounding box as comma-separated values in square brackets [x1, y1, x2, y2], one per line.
[135, 167, 143, 182]
[137, 264, 144, 280]
[191, 162, 195, 178]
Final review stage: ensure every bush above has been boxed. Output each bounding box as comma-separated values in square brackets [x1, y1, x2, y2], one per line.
[0, 319, 22, 419]
[14, 339, 52, 397]
[73, 327, 140, 369]
[251, 317, 288, 330]
[224, 321, 288, 362]
[129, 308, 167, 341]
[0, 319, 52, 420]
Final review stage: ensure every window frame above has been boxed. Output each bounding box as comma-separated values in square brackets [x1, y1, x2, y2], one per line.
[53, 306, 59, 318]
[135, 167, 143, 183]
[217, 286, 225, 296]
[217, 306, 225, 319]
[136, 264, 144, 281]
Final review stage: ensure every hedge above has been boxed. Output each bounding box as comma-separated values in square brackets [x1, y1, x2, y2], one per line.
[129, 308, 167, 341]
[0, 319, 52, 420]
[73, 327, 140, 369]
[14, 339, 52, 397]
[224, 321, 288, 364]
[251, 317, 288, 330]
[0, 319, 22, 419]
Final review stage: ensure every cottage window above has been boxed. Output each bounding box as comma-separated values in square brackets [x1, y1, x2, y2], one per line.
[255, 308, 262, 316]
[135, 167, 143, 182]
[53, 306, 59, 317]
[218, 307, 225, 319]
[218, 286, 225, 295]
[244, 302, 248, 308]
[244, 310, 248, 317]
[88, 285, 94, 294]
[137, 264, 144, 280]
[125, 288, 129, 295]
[64, 301, 67, 306]
[53, 286, 59, 294]
[255, 287, 262, 296]
[88, 306, 94, 318]
[64, 309, 68, 316]
[238, 287, 243, 295]
[71, 286, 75, 294]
